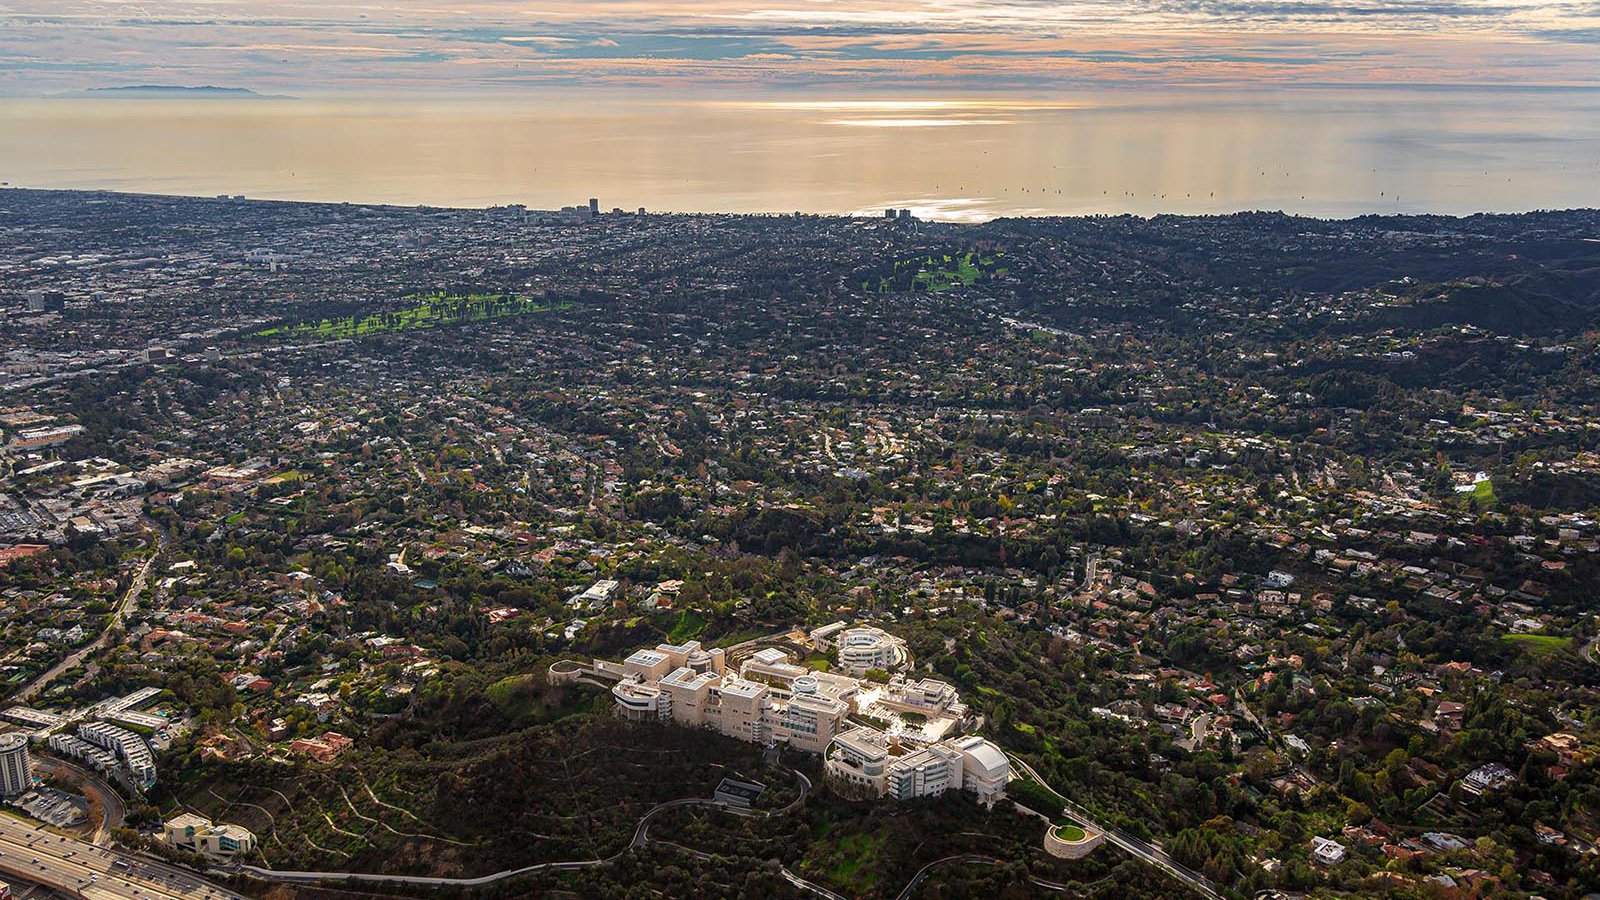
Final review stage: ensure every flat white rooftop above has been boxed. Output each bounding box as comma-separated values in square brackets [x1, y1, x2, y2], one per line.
[660, 667, 717, 690]
[717, 679, 767, 699]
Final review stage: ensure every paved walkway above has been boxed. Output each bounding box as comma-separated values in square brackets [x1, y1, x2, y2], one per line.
[231, 765, 814, 889]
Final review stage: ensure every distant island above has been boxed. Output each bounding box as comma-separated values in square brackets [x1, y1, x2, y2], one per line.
[62, 85, 293, 100]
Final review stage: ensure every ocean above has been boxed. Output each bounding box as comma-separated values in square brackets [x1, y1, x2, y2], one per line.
[3, 89, 1597, 220]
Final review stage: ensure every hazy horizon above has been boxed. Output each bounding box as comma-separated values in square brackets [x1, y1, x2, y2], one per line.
[4, 88, 1599, 221]
[6, 1, 1600, 96]
[4, 1, 1599, 220]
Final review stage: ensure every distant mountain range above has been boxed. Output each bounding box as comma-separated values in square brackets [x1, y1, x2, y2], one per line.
[60, 85, 294, 100]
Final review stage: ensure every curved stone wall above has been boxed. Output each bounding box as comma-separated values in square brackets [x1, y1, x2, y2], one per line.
[547, 659, 585, 685]
[1044, 824, 1104, 859]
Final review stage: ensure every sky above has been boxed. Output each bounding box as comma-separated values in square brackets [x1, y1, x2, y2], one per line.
[3, 1, 1600, 96]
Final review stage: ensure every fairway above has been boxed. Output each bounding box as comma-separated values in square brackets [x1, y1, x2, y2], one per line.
[256, 292, 567, 341]
[865, 251, 1006, 293]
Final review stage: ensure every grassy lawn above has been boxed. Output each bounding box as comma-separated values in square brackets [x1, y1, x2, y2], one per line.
[1468, 479, 1496, 506]
[865, 251, 1007, 293]
[1502, 633, 1571, 657]
[667, 609, 708, 644]
[256, 293, 568, 341]
[1054, 824, 1087, 842]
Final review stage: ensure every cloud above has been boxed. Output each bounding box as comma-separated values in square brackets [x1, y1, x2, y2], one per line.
[0, 0, 1597, 94]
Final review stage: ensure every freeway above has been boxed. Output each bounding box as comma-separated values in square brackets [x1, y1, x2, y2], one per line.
[1008, 756, 1224, 900]
[0, 813, 243, 900]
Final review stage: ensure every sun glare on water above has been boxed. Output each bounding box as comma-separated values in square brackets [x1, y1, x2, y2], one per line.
[717, 98, 1089, 112]
[824, 117, 1015, 127]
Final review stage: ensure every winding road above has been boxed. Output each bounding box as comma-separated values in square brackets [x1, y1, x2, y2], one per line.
[230, 766, 818, 891]
[1009, 756, 1224, 900]
[228, 755, 1151, 900]
[895, 854, 1002, 900]
[781, 866, 850, 900]
[32, 754, 127, 845]
[14, 530, 163, 703]
[225, 726, 1225, 899]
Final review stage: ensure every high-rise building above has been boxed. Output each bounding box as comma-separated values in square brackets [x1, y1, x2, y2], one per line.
[589, 198, 600, 217]
[25, 290, 64, 313]
[0, 733, 33, 796]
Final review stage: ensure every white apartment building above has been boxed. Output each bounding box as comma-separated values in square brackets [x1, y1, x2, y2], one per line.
[46, 734, 120, 779]
[572, 579, 621, 610]
[78, 721, 156, 790]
